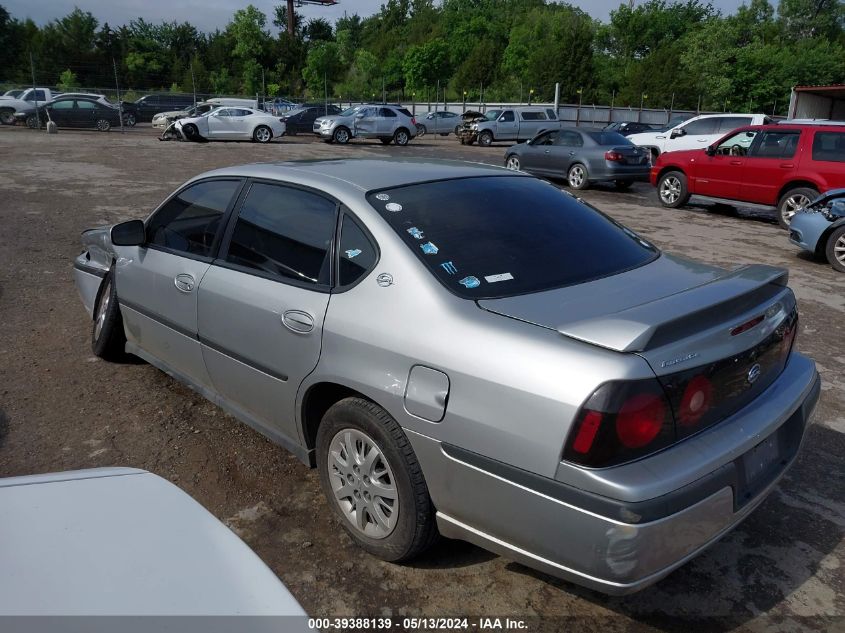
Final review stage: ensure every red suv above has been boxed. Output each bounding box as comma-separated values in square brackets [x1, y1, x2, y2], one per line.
[651, 123, 845, 228]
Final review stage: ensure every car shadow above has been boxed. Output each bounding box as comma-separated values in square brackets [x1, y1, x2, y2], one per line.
[422, 424, 843, 628]
[406, 535, 497, 570]
[0, 409, 8, 450]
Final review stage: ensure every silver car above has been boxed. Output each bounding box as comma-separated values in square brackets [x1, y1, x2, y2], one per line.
[416, 110, 462, 136]
[73, 159, 820, 594]
[313, 104, 417, 145]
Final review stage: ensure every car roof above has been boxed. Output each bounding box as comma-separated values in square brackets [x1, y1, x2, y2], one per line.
[194, 159, 521, 193]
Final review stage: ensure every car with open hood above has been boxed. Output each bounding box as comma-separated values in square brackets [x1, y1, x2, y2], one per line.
[72, 159, 819, 595]
[789, 188, 845, 272]
[174, 106, 285, 143]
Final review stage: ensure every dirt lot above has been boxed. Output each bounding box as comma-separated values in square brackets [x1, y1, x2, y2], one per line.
[1, 125, 843, 632]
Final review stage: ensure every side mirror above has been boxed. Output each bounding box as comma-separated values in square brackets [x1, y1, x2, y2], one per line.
[111, 220, 145, 246]
[526, 138, 533, 145]
[705, 145, 716, 156]
[670, 128, 686, 139]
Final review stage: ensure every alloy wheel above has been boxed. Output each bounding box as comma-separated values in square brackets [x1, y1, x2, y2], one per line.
[835, 235, 845, 267]
[660, 176, 681, 205]
[569, 165, 586, 188]
[96, 119, 110, 132]
[782, 194, 811, 225]
[94, 280, 111, 342]
[327, 428, 399, 539]
[255, 127, 271, 143]
[506, 156, 520, 171]
[335, 128, 349, 144]
[395, 130, 409, 145]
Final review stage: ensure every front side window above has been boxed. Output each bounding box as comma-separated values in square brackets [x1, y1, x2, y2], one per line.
[367, 177, 658, 299]
[499, 111, 515, 122]
[51, 100, 74, 110]
[147, 179, 240, 257]
[338, 215, 377, 287]
[812, 132, 845, 163]
[225, 183, 337, 286]
[532, 131, 558, 146]
[716, 130, 758, 155]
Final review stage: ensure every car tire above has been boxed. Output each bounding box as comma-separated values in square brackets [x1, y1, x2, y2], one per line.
[614, 180, 633, 190]
[777, 187, 817, 230]
[416, 124, 427, 137]
[379, 137, 392, 145]
[393, 128, 410, 146]
[0, 109, 17, 125]
[825, 226, 845, 273]
[95, 118, 111, 132]
[567, 163, 590, 190]
[253, 125, 272, 143]
[505, 155, 521, 171]
[316, 397, 438, 562]
[333, 126, 351, 144]
[25, 115, 39, 129]
[124, 113, 136, 127]
[454, 125, 461, 136]
[91, 271, 126, 361]
[478, 130, 493, 147]
[183, 123, 199, 140]
[657, 170, 690, 208]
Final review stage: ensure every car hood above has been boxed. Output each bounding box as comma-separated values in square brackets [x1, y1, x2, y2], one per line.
[0, 468, 308, 619]
[656, 148, 704, 163]
[478, 253, 792, 365]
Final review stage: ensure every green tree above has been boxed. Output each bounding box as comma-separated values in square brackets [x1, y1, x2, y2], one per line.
[228, 5, 270, 94]
[402, 40, 450, 92]
[302, 41, 343, 95]
[56, 68, 79, 90]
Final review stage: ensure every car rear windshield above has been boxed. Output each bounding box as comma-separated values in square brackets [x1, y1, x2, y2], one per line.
[367, 176, 658, 299]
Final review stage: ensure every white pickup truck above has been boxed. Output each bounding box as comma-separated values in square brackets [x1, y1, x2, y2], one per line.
[0, 87, 60, 124]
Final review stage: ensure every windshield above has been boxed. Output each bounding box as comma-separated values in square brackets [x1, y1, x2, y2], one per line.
[484, 110, 502, 121]
[340, 106, 361, 117]
[367, 176, 658, 299]
[586, 131, 631, 146]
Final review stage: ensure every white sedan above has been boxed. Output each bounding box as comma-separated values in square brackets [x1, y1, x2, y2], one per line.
[175, 106, 285, 143]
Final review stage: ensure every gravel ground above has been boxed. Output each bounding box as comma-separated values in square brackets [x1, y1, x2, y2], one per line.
[0, 125, 842, 632]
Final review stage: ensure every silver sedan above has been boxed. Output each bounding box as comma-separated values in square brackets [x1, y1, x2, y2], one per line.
[175, 106, 285, 143]
[73, 159, 820, 594]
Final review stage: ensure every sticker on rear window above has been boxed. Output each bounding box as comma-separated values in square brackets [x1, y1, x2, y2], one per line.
[345, 249, 362, 258]
[375, 193, 390, 201]
[385, 202, 402, 212]
[459, 276, 480, 289]
[407, 227, 424, 239]
[484, 273, 514, 283]
[420, 242, 439, 255]
[440, 261, 457, 274]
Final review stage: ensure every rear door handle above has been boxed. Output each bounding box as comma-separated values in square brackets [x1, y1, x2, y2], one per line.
[780, 163, 795, 168]
[174, 273, 195, 293]
[730, 160, 742, 165]
[569, 151, 576, 156]
[282, 310, 314, 333]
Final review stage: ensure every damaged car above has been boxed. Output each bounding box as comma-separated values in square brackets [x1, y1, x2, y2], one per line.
[175, 106, 285, 143]
[73, 159, 819, 595]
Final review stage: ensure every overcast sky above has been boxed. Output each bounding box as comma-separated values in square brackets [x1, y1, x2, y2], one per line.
[6, 0, 750, 33]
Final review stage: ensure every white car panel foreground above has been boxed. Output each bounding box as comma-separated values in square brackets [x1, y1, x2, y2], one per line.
[628, 113, 770, 157]
[0, 467, 308, 629]
[175, 107, 285, 143]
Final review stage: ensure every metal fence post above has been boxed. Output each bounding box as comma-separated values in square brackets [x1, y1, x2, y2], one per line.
[113, 58, 124, 133]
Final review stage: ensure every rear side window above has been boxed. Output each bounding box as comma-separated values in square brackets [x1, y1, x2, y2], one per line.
[557, 131, 583, 147]
[681, 118, 719, 135]
[379, 108, 397, 117]
[225, 183, 337, 286]
[397, 108, 413, 117]
[717, 117, 753, 132]
[77, 101, 96, 110]
[147, 180, 241, 257]
[367, 177, 657, 299]
[546, 109, 558, 120]
[338, 215, 377, 286]
[812, 132, 845, 163]
[520, 111, 547, 121]
[749, 130, 800, 159]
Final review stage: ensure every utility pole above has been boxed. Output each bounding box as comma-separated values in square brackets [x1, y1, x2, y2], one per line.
[30, 52, 41, 131]
[113, 58, 124, 132]
[191, 62, 197, 107]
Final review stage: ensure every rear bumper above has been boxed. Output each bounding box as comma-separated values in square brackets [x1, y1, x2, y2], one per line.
[409, 356, 820, 594]
[591, 164, 651, 182]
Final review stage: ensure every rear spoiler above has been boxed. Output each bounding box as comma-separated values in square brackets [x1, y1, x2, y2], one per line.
[557, 265, 789, 353]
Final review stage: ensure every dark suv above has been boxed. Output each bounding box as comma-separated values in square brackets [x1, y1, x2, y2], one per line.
[280, 104, 341, 135]
[125, 94, 195, 122]
[651, 123, 845, 228]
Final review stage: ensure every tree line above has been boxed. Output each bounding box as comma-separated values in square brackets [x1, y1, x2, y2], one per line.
[1, 0, 843, 113]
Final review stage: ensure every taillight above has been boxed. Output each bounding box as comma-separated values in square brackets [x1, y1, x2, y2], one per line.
[411, 117, 417, 126]
[563, 379, 675, 467]
[678, 375, 713, 426]
[605, 150, 624, 161]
